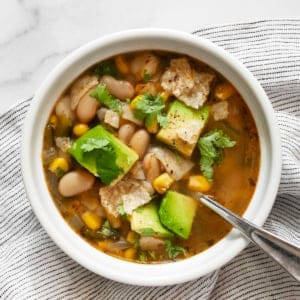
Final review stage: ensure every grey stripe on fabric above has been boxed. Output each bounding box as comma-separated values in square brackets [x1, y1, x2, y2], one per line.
[1, 20, 300, 300]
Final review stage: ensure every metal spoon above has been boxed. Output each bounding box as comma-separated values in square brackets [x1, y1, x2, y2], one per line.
[197, 194, 300, 282]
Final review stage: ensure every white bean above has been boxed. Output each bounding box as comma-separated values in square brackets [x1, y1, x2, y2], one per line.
[55, 95, 74, 121]
[143, 153, 161, 183]
[58, 170, 95, 197]
[129, 129, 150, 158]
[69, 74, 98, 110]
[142, 55, 159, 77]
[76, 92, 99, 123]
[130, 52, 159, 80]
[139, 236, 165, 251]
[130, 52, 150, 80]
[118, 123, 136, 144]
[100, 75, 134, 100]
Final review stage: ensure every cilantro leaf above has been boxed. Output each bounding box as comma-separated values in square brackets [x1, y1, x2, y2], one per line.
[100, 220, 118, 239]
[198, 129, 236, 181]
[81, 220, 118, 240]
[157, 114, 169, 128]
[90, 84, 122, 114]
[138, 252, 148, 262]
[95, 145, 123, 185]
[117, 204, 127, 218]
[133, 93, 168, 128]
[80, 138, 109, 152]
[165, 240, 186, 260]
[143, 70, 152, 82]
[93, 60, 119, 78]
[55, 167, 66, 178]
[79, 136, 123, 185]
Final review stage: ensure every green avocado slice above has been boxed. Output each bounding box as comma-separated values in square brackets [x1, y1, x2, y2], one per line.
[159, 191, 197, 239]
[68, 125, 138, 185]
[157, 100, 210, 157]
[131, 202, 173, 238]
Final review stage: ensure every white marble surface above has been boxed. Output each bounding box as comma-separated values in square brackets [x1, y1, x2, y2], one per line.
[0, 0, 299, 113]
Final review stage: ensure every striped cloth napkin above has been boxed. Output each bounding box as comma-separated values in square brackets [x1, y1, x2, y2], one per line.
[1, 20, 300, 299]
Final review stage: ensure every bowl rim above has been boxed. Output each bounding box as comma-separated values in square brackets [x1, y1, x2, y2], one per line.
[21, 28, 281, 286]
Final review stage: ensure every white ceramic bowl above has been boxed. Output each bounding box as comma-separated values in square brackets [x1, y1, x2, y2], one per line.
[21, 29, 281, 286]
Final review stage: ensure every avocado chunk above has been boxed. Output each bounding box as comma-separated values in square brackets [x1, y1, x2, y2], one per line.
[131, 202, 173, 238]
[159, 191, 197, 239]
[69, 125, 138, 185]
[156, 100, 210, 157]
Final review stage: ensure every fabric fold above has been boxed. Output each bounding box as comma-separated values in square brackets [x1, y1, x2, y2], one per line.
[1, 20, 300, 299]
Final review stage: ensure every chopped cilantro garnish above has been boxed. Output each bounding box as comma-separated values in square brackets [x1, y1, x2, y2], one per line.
[56, 167, 66, 178]
[157, 114, 169, 128]
[138, 252, 148, 262]
[81, 220, 118, 240]
[143, 70, 152, 82]
[90, 84, 122, 114]
[117, 204, 127, 218]
[80, 137, 123, 185]
[93, 60, 119, 78]
[132, 93, 168, 128]
[165, 240, 186, 260]
[80, 138, 109, 152]
[197, 129, 236, 181]
[100, 220, 118, 239]
[95, 146, 123, 185]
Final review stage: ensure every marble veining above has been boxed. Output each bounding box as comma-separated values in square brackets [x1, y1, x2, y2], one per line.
[0, 0, 298, 113]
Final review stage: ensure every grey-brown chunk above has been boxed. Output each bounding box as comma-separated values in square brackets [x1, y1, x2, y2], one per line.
[104, 109, 120, 128]
[179, 70, 214, 109]
[211, 101, 229, 121]
[161, 58, 194, 97]
[149, 146, 194, 180]
[139, 236, 165, 251]
[55, 137, 73, 152]
[161, 57, 214, 109]
[100, 179, 152, 217]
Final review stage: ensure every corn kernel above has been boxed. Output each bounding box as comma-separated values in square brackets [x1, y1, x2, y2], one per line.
[146, 118, 158, 134]
[124, 248, 136, 260]
[130, 95, 142, 110]
[153, 172, 174, 194]
[81, 211, 102, 230]
[126, 231, 137, 244]
[49, 115, 58, 128]
[214, 82, 236, 101]
[73, 124, 89, 136]
[98, 240, 110, 251]
[49, 157, 69, 176]
[106, 213, 121, 228]
[115, 55, 129, 74]
[187, 175, 212, 193]
[160, 91, 169, 102]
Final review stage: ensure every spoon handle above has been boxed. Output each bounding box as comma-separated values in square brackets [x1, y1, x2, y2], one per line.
[199, 195, 300, 282]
